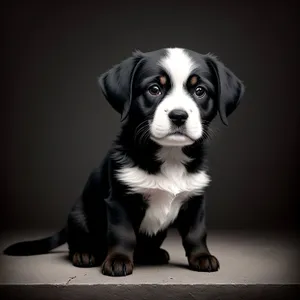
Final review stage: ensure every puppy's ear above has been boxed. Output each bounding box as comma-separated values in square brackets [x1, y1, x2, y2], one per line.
[98, 51, 144, 122]
[206, 54, 245, 126]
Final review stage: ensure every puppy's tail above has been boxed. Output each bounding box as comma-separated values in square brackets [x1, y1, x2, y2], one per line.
[3, 227, 67, 256]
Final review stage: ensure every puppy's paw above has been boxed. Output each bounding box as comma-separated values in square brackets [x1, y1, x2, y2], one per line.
[188, 253, 220, 272]
[101, 253, 133, 277]
[71, 252, 97, 268]
[134, 248, 170, 265]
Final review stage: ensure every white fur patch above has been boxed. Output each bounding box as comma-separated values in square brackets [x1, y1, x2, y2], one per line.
[150, 48, 202, 146]
[116, 147, 210, 235]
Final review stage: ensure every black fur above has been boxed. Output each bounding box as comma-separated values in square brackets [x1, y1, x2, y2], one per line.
[3, 48, 244, 276]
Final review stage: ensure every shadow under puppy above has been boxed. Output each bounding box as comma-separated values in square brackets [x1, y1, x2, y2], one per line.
[4, 48, 244, 277]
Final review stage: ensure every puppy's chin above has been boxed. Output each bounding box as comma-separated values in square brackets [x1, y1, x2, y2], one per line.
[150, 134, 195, 147]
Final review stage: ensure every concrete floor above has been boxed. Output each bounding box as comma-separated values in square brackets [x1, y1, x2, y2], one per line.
[0, 230, 299, 299]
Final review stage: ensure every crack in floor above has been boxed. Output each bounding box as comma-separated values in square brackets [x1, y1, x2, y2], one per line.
[66, 276, 76, 285]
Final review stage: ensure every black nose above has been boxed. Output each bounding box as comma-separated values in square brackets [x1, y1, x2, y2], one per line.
[168, 109, 189, 127]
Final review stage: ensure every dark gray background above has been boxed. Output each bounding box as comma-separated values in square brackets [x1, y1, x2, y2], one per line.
[1, 1, 299, 231]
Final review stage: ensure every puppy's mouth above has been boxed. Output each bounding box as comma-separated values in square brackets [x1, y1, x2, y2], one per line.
[151, 131, 195, 147]
[166, 131, 194, 139]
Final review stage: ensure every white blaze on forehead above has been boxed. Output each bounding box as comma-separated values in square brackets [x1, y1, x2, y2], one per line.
[158, 48, 196, 85]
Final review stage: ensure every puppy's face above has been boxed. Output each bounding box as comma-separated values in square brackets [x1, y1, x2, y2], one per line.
[99, 48, 244, 147]
[132, 49, 217, 146]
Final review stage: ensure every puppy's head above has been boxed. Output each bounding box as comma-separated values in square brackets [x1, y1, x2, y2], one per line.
[99, 48, 244, 147]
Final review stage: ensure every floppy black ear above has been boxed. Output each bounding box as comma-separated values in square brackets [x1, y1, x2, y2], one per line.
[206, 54, 245, 126]
[98, 51, 144, 122]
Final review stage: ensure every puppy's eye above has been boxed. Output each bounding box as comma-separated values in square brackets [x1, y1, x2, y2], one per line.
[148, 84, 161, 96]
[194, 86, 206, 98]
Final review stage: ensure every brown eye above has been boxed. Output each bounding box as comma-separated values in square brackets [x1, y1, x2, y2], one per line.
[148, 84, 161, 96]
[195, 86, 206, 98]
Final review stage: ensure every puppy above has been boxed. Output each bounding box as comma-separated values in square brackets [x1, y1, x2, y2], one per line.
[4, 48, 244, 276]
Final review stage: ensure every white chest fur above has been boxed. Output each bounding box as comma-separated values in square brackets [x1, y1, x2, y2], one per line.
[116, 148, 210, 235]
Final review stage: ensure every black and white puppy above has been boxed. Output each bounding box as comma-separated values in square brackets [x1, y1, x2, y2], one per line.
[4, 48, 244, 277]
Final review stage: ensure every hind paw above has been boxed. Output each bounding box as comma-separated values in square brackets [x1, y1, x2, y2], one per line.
[71, 252, 97, 268]
[134, 248, 170, 265]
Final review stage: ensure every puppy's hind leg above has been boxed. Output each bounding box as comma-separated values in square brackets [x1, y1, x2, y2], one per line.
[67, 201, 106, 268]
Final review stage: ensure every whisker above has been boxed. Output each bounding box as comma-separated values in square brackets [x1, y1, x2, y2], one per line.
[134, 120, 151, 145]
[134, 120, 149, 144]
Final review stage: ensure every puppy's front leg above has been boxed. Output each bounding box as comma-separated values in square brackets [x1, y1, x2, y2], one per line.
[102, 199, 136, 277]
[177, 195, 219, 272]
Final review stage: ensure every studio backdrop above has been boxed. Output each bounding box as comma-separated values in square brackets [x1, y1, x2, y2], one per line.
[1, 0, 299, 231]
